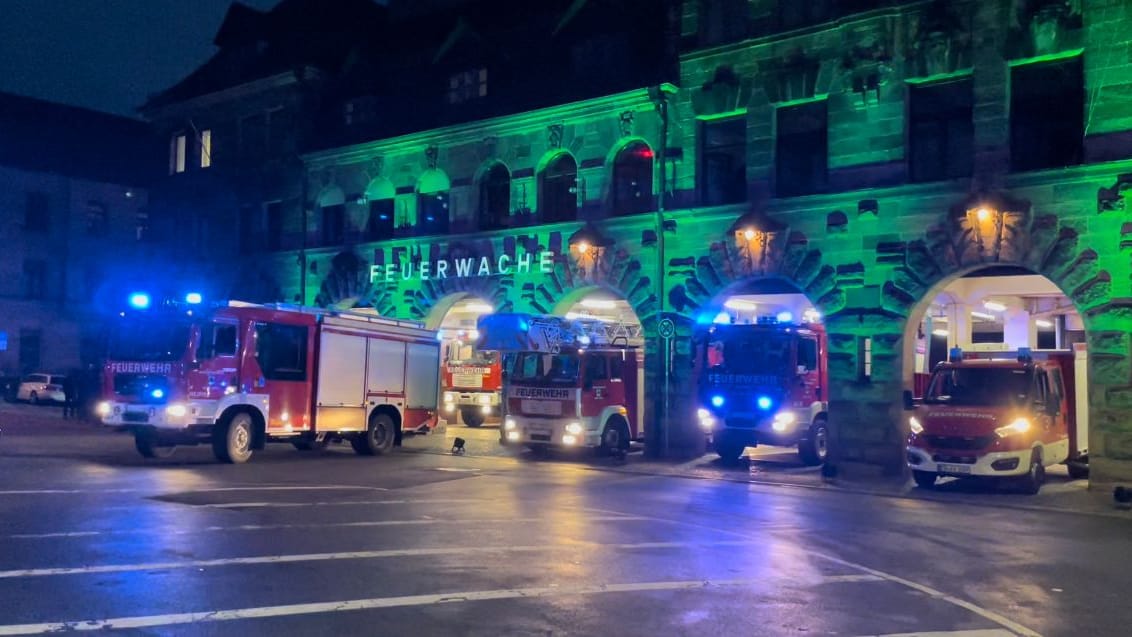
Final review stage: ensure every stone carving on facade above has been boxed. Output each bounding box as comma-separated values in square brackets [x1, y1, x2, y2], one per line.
[425, 145, 439, 169]
[618, 111, 635, 138]
[840, 18, 894, 106]
[315, 250, 375, 309]
[480, 136, 498, 161]
[907, 0, 972, 78]
[547, 123, 564, 149]
[1097, 173, 1132, 213]
[764, 51, 820, 104]
[368, 156, 385, 179]
[691, 65, 753, 116]
[1009, 0, 1083, 59]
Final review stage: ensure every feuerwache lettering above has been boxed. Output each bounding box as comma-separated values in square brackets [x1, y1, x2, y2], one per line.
[370, 250, 556, 284]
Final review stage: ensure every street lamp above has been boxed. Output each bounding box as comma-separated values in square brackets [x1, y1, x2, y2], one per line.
[962, 191, 1026, 262]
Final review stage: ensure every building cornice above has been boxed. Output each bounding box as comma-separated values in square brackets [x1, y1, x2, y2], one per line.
[141, 67, 325, 121]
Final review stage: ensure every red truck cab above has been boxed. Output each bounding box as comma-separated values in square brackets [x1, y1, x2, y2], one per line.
[441, 334, 502, 427]
[904, 348, 1073, 493]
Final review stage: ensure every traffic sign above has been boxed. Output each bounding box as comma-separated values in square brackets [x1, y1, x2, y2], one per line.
[657, 317, 675, 340]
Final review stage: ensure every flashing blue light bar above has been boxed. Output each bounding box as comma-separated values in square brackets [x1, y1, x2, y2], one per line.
[756, 396, 772, 410]
[713, 312, 731, 325]
[776, 311, 793, 323]
[151, 388, 165, 399]
[711, 395, 725, 408]
[128, 293, 151, 310]
[185, 292, 203, 305]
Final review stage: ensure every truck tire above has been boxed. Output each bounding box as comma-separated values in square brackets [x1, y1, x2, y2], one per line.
[1067, 461, 1089, 480]
[213, 412, 254, 464]
[352, 412, 396, 456]
[599, 417, 630, 455]
[1016, 449, 1044, 495]
[714, 432, 748, 464]
[798, 417, 829, 466]
[134, 430, 176, 459]
[460, 407, 485, 428]
[912, 470, 937, 489]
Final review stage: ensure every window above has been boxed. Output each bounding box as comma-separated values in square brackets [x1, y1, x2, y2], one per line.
[200, 322, 238, 359]
[1011, 57, 1084, 171]
[448, 68, 487, 104]
[241, 113, 267, 158]
[417, 191, 450, 235]
[19, 329, 41, 372]
[254, 322, 308, 381]
[24, 192, 49, 233]
[320, 204, 345, 246]
[776, 100, 827, 196]
[798, 338, 818, 372]
[478, 163, 511, 230]
[699, 118, 747, 206]
[609, 355, 623, 380]
[367, 198, 394, 240]
[539, 153, 578, 223]
[699, 0, 748, 46]
[909, 78, 973, 182]
[85, 202, 108, 236]
[266, 202, 284, 251]
[611, 142, 654, 216]
[22, 259, 47, 300]
[584, 355, 608, 383]
[240, 205, 262, 252]
[858, 336, 872, 381]
[170, 133, 186, 174]
[135, 209, 150, 242]
[200, 129, 212, 168]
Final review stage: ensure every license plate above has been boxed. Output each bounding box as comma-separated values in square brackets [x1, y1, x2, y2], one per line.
[122, 411, 149, 423]
[937, 463, 972, 475]
[521, 400, 562, 416]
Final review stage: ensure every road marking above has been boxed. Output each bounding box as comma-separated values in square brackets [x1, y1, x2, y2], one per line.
[581, 506, 1042, 637]
[856, 632, 1017, 637]
[0, 540, 763, 579]
[199, 497, 478, 509]
[0, 485, 387, 496]
[0, 575, 880, 635]
[8, 515, 648, 539]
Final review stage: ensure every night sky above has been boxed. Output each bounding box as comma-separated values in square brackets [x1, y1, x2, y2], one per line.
[0, 0, 278, 118]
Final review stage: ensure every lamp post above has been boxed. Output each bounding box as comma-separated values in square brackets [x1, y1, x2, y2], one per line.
[651, 85, 671, 456]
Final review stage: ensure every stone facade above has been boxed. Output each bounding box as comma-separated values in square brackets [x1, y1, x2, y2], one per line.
[270, 0, 1132, 485]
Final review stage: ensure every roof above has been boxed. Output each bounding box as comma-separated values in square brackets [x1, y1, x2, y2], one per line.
[0, 91, 161, 186]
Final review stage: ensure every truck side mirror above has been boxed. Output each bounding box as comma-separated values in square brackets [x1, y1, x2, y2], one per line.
[902, 390, 915, 411]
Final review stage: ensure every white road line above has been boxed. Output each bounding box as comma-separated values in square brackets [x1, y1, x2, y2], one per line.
[0, 540, 760, 579]
[581, 506, 1042, 637]
[0, 575, 879, 635]
[199, 497, 477, 508]
[0, 485, 387, 496]
[856, 632, 1017, 637]
[8, 515, 648, 539]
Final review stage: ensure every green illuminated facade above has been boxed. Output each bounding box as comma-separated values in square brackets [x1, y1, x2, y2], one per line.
[269, 0, 1132, 483]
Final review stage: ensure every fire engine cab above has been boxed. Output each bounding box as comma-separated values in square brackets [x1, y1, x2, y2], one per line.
[693, 317, 830, 465]
[904, 347, 1083, 494]
[97, 299, 440, 463]
[476, 313, 644, 454]
[440, 329, 502, 427]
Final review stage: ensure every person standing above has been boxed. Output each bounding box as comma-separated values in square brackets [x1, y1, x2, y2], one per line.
[62, 373, 78, 419]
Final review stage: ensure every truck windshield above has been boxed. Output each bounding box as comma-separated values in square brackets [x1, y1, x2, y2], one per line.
[924, 367, 1032, 407]
[449, 349, 498, 366]
[705, 332, 792, 375]
[108, 321, 192, 362]
[511, 352, 579, 384]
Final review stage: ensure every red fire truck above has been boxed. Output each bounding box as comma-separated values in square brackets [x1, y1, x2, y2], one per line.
[477, 313, 644, 454]
[440, 329, 502, 427]
[693, 317, 829, 464]
[903, 347, 1086, 494]
[97, 300, 440, 463]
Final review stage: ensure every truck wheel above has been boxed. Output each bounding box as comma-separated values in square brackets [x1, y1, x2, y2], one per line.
[1016, 449, 1044, 495]
[213, 412, 254, 464]
[912, 470, 937, 489]
[352, 413, 396, 456]
[1067, 461, 1089, 480]
[599, 417, 630, 455]
[714, 432, 748, 464]
[798, 417, 829, 466]
[460, 407, 485, 428]
[134, 430, 176, 459]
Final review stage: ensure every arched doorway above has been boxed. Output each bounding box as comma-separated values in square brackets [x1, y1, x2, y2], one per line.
[901, 265, 1090, 490]
[695, 277, 827, 466]
[427, 293, 499, 428]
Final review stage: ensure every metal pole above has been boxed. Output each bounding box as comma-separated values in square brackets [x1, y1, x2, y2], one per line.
[654, 88, 670, 456]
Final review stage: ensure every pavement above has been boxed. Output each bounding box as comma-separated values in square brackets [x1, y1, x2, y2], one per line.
[0, 402, 1129, 635]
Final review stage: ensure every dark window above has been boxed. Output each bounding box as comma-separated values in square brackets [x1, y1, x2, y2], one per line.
[135, 210, 150, 242]
[19, 329, 41, 372]
[478, 163, 511, 230]
[241, 113, 267, 158]
[585, 355, 608, 382]
[699, 0, 748, 46]
[200, 323, 238, 359]
[22, 259, 47, 300]
[417, 191, 450, 235]
[85, 202, 109, 236]
[609, 355, 623, 380]
[320, 204, 345, 246]
[448, 68, 487, 104]
[367, 198, 395, 240]
[539, 154, 578, 223]
[910, 78, 974, 182]
[1037, 323, 1057, 350]
[1011, 57, 1084, 171]
[776, 101, 827, 196]
[254, 322, 308, 381]
[699, 118, 747, 205]
[24, 192, 49, 233]
[798, 338, 818, 371]
[240, 205, 261, 252]
[265, 201, 283, 251]
[611, 142, 654, 216]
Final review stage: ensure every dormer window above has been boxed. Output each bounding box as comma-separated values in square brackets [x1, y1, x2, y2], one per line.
[448, 68, 487, 104]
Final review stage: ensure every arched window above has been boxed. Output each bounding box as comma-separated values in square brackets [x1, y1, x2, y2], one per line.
[317, 186, 346, 247]
[364, 177, 395, 240]
[416, 169, 451, 236]
[611, 141, 654, 216]
[539, 153, 577, 223]
[478, 162, 511, 230]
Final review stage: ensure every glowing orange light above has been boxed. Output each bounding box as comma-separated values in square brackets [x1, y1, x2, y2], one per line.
[743, 229, 756, 241]
[976, 207, 991, 222]
[576, 241, 590, 254]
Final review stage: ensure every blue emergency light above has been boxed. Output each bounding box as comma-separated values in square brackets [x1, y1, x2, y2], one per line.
[185, 292, 203, 305]
[711, 395, 725, 408]
[757, 396, 772, 410]
[776, 311, 793, 323]
[128, 293, 151, 310]
[151, 389, 165, 399]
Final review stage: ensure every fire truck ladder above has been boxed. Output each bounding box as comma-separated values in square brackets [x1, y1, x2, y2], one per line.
[228, 301, 426, 329]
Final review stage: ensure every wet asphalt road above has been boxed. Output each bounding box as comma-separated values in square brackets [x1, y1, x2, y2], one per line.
[0, 411, 1129, 636]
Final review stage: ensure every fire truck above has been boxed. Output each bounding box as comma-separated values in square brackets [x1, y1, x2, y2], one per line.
[903, 347, 1086, 494]
[693, 317, 829, 465]
[440, 329, 502, 427]
[97, 299, 440, 463]
[476, 313, 644, 453]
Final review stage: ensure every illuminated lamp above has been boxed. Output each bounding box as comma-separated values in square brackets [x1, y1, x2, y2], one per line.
[185, 292, 203, 305]
[128, 293, 151, 310]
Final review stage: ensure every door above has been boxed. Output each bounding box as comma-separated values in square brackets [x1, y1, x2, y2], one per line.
[187, 320, 239, 401]
[796, 335, 821, 407]
[249, 321, 312, 432]
[582, 353, 620, 419]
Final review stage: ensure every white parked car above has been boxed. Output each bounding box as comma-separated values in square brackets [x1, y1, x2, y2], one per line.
[17, 373, 66, 404]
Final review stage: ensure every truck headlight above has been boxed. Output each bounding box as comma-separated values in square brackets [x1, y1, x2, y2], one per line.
[478, 394, 491, 405]
[504, 417, 517, 430]
[697, 408, 710, 419]
[909, 416, 924, 435]
[444, 392, 455, 403]
[565, 422, 583, 435]
[165, 404, 188, 418]
[562, 434, 578, 445]
[995, 417, 1031, 438]
[771, 412, 797, 432]
[96, 401, 111, 417]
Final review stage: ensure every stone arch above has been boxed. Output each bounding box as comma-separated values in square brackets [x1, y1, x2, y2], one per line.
[423, 291, 495, 331]
[314, 250, 372, 309]
[365, 176, 395, 201]
[316, 185, 346, 207]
